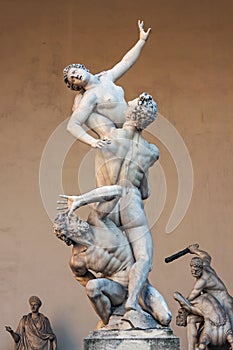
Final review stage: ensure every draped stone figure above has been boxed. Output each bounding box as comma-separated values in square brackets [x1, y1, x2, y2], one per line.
[5, 296, 57, 350]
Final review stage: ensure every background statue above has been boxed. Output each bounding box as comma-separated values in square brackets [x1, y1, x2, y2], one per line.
[174, 291, 233, 350]
[168, 244, 233, 350]
[54, 185, 171, 329]
[187, 244, 233, 329]
[5, 296, 57, 350]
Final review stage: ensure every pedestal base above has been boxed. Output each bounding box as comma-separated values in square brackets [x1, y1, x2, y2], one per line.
[84, 328, 180, 350]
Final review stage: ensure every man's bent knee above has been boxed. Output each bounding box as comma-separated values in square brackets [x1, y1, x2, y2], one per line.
[158, 312, 172, 326]
[86, 280, 101, 299]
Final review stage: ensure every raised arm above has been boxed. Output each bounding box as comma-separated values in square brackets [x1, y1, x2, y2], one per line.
[57, 185, 123, 215]
[108, 20, 151, 82]
[188, 244, 211, 266]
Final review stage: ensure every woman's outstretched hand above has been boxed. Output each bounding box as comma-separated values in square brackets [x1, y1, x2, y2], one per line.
[138, 20, 151, 41]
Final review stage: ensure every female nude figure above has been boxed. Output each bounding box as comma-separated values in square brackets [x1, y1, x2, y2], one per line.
[64, 20, 151, 150]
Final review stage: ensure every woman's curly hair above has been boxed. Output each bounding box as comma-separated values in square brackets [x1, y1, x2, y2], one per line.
[63, 63, 89, 92]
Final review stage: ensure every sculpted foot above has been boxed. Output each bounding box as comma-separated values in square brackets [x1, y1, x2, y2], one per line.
[125, 299, 142, 312]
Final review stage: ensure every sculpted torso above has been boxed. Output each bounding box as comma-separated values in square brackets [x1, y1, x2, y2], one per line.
[119, 135, 159, 188]
[73, 75, 127, 137]
[91, 75, 127, 123]
[71, 225, 133, 281]
[193, 268, 232, 311]
[97, 129, 159, 189]
[191, 268, 229, 299]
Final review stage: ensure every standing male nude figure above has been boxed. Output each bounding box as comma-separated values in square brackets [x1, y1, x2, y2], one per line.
[60, 94, 164, 316]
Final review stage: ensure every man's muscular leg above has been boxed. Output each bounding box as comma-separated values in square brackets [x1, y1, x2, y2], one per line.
[186, 315, 202, 350]
[139, 281, 172, 326]
[124, 227, 153, 311]
[86, 278, 127, 324]
[120, 190, 154, 312]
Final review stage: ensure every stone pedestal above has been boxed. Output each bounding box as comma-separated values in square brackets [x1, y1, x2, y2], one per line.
[84, 328, 180, 350]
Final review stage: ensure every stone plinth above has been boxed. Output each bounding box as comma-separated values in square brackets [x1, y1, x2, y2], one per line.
[84, 328, 180, 350]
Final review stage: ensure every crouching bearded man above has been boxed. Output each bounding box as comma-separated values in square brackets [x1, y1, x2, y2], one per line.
[53, 185, 171, 328]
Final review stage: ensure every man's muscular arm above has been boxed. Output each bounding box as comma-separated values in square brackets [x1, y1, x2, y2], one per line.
[70, 252, 96, 287]
[57, 185, 122, 215]
[139, 171, 151, 200]
[188, 244, 211, 266]
[188, 279, 206, 301]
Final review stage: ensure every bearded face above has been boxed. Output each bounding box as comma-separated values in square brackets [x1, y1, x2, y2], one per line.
[176, 308, 188, 327]
[53, 213, 92, 246]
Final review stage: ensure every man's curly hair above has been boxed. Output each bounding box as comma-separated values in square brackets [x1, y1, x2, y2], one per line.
[63, 63, 89, 91]
[190, 257, 203, 268]
[125, 92, 158, 130]
[53, 212, 90, 246]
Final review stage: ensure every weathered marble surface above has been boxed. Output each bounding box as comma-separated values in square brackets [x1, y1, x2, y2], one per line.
[84, 329, 180, 350]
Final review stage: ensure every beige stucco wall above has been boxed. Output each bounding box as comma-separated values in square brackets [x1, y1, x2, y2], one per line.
[1, 0, 233, 349]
